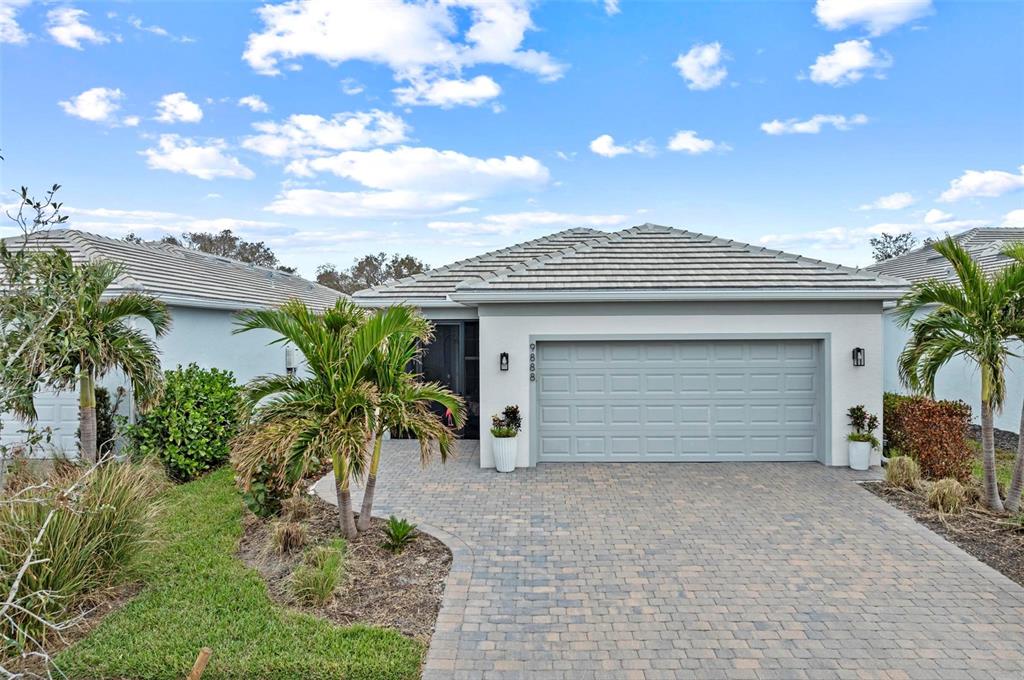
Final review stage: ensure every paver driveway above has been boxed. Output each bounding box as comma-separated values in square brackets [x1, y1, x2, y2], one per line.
[313, 440, 1024, 679]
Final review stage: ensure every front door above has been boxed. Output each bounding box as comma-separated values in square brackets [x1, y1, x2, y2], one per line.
[417, 321, 480, 438]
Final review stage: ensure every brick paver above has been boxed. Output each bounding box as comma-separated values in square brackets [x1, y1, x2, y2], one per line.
[313, 440, 1024, 679]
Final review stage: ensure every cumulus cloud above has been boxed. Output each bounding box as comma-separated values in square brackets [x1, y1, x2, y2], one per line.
[264, 188, 469, 218]
[427, 211, 628, 235]
[238, 95, 269, 112]
[340, 78, 365, 95]
[242, 0, 565, 108]
[0, 0, 31, 45]
[938, 165, 1024, 203]
[858, 192, 915, 211]
[814, 0, 933, 36]
[1003, 209, 1024, 228]
[666, 130, 726, 155]
[808, 40, 891, 86]
[589, 134, 653, 158]
[155, 92, 204, 123]
[760, 217, 986, 254]
[58, 87, 125, 124]
[127, 16, 195, 43]
[47, 7, 108, 49]
[393, 75, 501, 108]
[923, 208, 952, 224]
[673, 42, 728, 91]
[604, 0, 620, 16]
[141, 135, 254, 180]
[241, 110, 409, 158]
[760, 113, 868, 135]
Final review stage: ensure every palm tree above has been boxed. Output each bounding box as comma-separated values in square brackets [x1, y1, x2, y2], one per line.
[356, 320, 464, 532]
[999, 242, 1024, 512]
[234, 299, 430, 538]
[41, 252, 170, 462]
[896, 237, 1024, 512]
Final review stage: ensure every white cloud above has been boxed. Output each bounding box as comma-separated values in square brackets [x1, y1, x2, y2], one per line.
[241, 110, 409, 158]
[123, 115, 140, 127]
[340, 78, 364, 95]
[141, 135, 255, 180]
[127, 16, 194, 43]
[589, 134, 652, 158]
[428, 210, 628, 235]
[808, 39, 891, 86]
[760, 113, 868, 135]
[938, 165, 1024, 203]
[238, 95, 269, 113]
[155, 92, 204, 123]
[1003, 209, 1024, 228]
[814, 0, 933, 36]
[760, 218, 986, 253]
[604, 0, 620, 16]
[858, 192, 915, 211]
[923, 208, 952, 224]
[666, 130, 726, 155]
[58, 87, 124, 124]
[0, 0, 31, 45]
[673, 42, 728, 91]
[264, 188, 469, 218]
[394, 75, 501, 108]
[243, 0, 565, 107]
[47, 7, 108, 49]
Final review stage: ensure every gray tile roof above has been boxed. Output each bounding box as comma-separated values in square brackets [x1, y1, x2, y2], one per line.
[866, 227, 1024, 284]
[353, 228, 605, 303]
[4, 229, 343, 310]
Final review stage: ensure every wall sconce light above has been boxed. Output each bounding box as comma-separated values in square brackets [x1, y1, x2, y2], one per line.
[499, 352, 509, 372]
[852, 347, 866, 367]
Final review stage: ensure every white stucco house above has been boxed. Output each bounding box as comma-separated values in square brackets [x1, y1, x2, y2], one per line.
[354, 224, 908, 469]
[868, 227, 1024, 433]
[1, 229, 343, 455]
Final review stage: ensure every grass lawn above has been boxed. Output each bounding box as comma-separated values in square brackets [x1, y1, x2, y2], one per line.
[969, 442, 1019, 492]
[56, 467, 424, 680]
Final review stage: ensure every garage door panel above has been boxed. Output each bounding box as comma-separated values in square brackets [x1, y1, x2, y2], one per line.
[536, 339, 822, 462]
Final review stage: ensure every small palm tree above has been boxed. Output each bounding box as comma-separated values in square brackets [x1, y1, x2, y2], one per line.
[357, 321, 464, 532]
[41, 252, 170, 462]
[896, 237, 1024, 512]
[234, 299, 429, 538]
[999, 242, 1024, 511]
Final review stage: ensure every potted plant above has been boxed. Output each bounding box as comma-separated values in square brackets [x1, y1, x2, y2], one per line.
[846, 405, 880, 471]
[490, 405, 521, 473]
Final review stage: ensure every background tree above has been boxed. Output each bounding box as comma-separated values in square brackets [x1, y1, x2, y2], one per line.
[123, 229, 297, 273]
[316, 253, 429, 294]
[871, 232, 918, 262]
[896, 237, 1024, 512]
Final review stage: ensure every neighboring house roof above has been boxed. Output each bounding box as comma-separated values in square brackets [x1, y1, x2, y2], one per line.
[866, 227, 1024, 284]
[3, 229, 344, 310]
[357, 223, 908, 305]
[353, 228, 605, 305]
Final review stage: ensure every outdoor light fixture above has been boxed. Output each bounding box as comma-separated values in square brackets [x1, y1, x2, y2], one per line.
[499, 352, 509, 371]
[852, 347, 866, 367]
[285, 345, 297, 376]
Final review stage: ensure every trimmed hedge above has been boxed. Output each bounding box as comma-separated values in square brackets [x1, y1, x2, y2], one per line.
[884, 392, 972, 482]
[129, 364, 241, 482]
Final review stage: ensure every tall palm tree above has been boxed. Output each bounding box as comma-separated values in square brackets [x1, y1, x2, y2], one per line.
[41, 252, 170, 462]
[896, 237, 1024, 512]
[234, 299, 429, 538]
[357, 320, 464, 532]
[999, 242, 1024, 511]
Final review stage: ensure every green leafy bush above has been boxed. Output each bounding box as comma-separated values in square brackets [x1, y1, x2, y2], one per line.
[846, 405, 880, 448]
[129, 364, 241, 482]
[885, 455, 920, 490]
[927, 478, 967, 514]
[891, 396, 972, 482]
[882, 392, 912, 454]
[381, 516, 417, 553]
[292, 539, 346, 606]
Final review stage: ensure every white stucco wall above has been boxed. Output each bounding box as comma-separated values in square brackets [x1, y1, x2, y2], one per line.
[477, 301, 885, 469]
[883, 309, 1023, 433]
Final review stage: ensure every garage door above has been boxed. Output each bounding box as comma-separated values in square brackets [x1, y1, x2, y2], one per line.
[535, 339, 823, 462]
[1, 389, 80, 457]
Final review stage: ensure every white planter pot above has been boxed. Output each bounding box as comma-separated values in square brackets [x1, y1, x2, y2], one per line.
[848, 441, 872, 471]
[492, 436, 517, 473]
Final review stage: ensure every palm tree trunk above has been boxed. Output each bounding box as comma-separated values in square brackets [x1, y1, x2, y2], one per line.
[980, 399, 1005, 512]
[78, 367, 98, 463]
[333, 453, 358, 539]
[1004, 401, 1024, 512]
[357, 432, 384, 532]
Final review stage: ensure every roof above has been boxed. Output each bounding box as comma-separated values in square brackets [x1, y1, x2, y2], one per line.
[353, 228, 605, 305]
[358, 224, 908, 305]
[866, 227, 1024, 284]
[3, 229, 344, 311]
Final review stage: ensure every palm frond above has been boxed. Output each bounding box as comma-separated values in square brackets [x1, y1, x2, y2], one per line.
[99, 292, 171, 337]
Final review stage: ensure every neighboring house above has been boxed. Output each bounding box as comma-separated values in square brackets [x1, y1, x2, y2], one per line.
[868, 227, 1024, 433]
[1, 229, 343, 455]
[355, 224, 907, 469]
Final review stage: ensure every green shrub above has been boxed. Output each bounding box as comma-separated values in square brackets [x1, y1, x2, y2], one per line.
[893, 396, 972, 482]
[381, 516, 417, 554]
[129, 364, 241, 482]
[291, 539, 346, 606]
[0, 461, 165, 652]
[882, 392, 912, 454]
[927, 478, 967, 514]
[885, 455, 920, 490]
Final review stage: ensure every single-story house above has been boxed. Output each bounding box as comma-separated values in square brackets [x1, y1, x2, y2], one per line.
[354, 224, 908, 468]
[1, 229, 342, 455]
[868, 227, 1024, 433]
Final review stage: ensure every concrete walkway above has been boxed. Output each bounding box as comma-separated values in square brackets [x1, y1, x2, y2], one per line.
[313, 440, 1024, 679]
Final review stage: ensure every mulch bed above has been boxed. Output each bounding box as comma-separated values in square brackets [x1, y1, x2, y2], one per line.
[237, 497, 452, 643]
[864, 482, 1024, 587]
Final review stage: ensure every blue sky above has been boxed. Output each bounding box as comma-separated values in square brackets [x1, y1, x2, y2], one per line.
[1, 0, 1022, 277]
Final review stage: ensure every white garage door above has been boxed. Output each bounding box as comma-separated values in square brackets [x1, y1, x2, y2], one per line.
[1, 390, 80, 458]
[535, 339, 824, 462]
